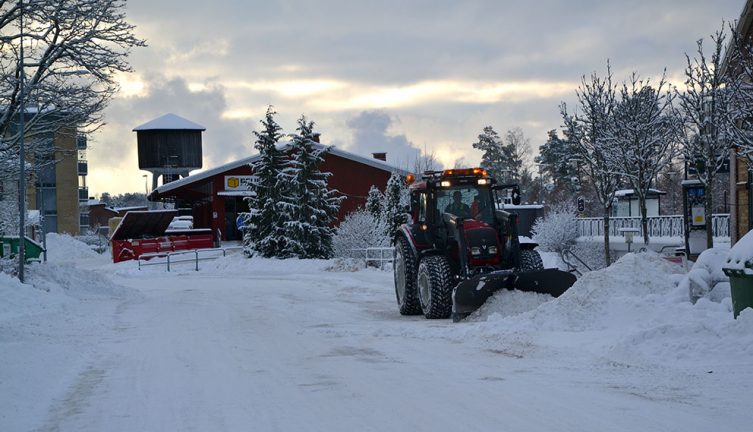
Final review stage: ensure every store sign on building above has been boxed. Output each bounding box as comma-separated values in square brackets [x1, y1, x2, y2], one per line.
[224, 176, 257, 191]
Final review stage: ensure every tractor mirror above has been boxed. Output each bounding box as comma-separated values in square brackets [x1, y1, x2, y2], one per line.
[511, 186, 521, 205]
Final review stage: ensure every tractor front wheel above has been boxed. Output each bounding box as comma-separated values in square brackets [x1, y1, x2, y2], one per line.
[417, 255, 454, 319]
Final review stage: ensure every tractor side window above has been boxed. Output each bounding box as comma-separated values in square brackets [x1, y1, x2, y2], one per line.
[418, 192, 428, 223]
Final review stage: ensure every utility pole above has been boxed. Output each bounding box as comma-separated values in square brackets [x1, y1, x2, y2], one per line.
[17, 0, 26, 282]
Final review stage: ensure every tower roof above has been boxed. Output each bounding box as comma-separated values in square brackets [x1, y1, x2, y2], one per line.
[133, 113, 206, 131]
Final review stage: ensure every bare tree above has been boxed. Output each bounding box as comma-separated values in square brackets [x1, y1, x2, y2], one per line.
[607, 72, 679, 245]
[0, 0, 146, 181]
[410, 143, 439, 174]
[560, 62, 620, 265]
[502, 127, 532, 183]
[676, 25, 735, 248]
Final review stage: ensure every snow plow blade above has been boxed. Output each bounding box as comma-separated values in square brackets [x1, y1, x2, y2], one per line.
[451, 269, 577, 322]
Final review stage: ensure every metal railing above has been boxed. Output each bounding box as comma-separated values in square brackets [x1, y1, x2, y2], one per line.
[137, 246, 243, 271]
[561, 249, 592, 277]
[350, 247, 394, 269]
[577, 213, 730, 238]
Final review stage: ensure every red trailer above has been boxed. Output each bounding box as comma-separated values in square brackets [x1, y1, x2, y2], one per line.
[110, 210, 216, 263]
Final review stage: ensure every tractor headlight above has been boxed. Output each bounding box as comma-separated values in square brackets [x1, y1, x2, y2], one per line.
[477, 178, 489, 185]
[488, 246, 498, 255]
[471, 247, 481, 256]
[440, 180, 451, 187]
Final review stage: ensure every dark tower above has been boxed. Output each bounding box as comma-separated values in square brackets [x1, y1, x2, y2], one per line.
[133, 113, 205, 191]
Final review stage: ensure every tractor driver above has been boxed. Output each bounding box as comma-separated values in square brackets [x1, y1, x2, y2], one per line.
[444, 190, 471, 218]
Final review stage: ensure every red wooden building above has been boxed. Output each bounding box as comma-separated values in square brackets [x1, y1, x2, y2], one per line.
[147, 141, 406, 241]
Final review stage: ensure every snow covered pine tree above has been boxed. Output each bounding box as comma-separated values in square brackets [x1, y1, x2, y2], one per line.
[278, 116, 344, 259]
[242, 106, 286, 257]
[382, 172, 409, 242]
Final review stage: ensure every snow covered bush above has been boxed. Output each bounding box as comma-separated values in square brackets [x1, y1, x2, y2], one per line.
[532, 202, 578, 257]
[332, 209, 389, 259]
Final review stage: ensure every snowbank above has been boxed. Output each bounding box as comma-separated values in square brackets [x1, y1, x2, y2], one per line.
[44, 233, 102, 262]
[678, 247, 730, 303]
[725, 229, 753, 273]
[467, 252, 753, 367]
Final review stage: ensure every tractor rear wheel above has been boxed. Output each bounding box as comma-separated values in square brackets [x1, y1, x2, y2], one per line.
[417, 255, 453, 319]
[520, 249, 544, 271]
[394, 236, 422, 315]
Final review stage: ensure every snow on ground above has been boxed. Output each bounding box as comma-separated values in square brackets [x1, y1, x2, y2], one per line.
[1, 236, 752, 431]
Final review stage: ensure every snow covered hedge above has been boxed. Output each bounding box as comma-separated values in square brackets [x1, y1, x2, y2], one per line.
[532, 201, 578, 256]
[532, 202, 606, 272]
[332, 210, 389, 259]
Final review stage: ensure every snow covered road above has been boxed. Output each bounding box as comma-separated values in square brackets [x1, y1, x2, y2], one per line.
[2, 249, 751, 431]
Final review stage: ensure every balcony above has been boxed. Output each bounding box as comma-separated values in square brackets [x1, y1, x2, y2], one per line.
[78, 187, 88, 202]
[77, 160, 88, 176]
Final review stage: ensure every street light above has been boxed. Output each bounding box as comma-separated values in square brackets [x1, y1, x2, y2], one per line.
[17, 0, 27, 282]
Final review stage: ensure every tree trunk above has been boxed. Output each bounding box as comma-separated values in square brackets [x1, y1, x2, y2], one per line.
[639, 194, 649, 246]
[603, 208, 611, 265]
[705, 167, 714, 249]
[705, 182, 714, 249]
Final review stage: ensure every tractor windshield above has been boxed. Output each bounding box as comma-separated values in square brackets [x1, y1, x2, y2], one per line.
[436, 186, 494, 224]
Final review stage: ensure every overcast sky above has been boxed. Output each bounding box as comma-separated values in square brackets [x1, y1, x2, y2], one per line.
[89, 0, 745, 195]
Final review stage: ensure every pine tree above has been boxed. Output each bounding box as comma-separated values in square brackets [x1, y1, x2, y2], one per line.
[278, 116, 344, 259]
[382, 172, 408, 241]
[472, 126, 506, 182]
[365, 185, 383, 220]
[536, 129, 579, 191]
[243, 106, 285, 257]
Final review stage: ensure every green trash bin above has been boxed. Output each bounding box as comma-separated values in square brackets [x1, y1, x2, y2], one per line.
[0, 236, 45, 263]
[722, 267, 753, 319]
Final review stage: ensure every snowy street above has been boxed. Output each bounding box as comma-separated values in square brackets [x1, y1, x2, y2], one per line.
[1, 237, 752, 431]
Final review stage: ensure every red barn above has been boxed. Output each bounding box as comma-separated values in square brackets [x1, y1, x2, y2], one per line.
[147, 141, 407, 241]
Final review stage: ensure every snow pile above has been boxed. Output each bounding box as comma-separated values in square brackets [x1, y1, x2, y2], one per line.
[678, 247, 730, 303]
[470, 252, 753, 366]
[26, 261, 139, 300]
[724, 229, 753, 273]
[44, 233, 102, 261]
[0, 270, 58, 323]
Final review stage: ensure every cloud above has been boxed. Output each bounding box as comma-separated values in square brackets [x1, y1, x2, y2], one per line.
[342, 110, 443, 171]
[87, 75, 256, 195]
[88, 0, 744, 195]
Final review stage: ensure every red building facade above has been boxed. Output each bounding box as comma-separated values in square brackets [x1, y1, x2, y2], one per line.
[148, 143, 406, 241]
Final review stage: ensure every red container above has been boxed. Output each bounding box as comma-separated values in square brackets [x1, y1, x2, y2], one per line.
[110, 210, 216, 263]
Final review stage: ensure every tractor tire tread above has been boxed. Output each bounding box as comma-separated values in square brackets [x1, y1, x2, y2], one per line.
[417, 255, 453, 319]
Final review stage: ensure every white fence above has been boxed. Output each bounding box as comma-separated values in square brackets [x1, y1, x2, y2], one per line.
[350, 247, 394, 269]
[138, 246, 244, 271]
[577, 214, 730, 238]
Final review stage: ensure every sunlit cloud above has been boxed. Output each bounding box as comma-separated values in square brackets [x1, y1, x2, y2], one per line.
[115, 72, 148, 98]
[219, 78, 577, 118]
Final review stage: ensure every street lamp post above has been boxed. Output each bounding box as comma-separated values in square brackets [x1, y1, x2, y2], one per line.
[17, 0, 26, 282]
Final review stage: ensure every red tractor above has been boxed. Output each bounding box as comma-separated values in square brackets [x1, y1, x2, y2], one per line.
[393, 168, 576, 322]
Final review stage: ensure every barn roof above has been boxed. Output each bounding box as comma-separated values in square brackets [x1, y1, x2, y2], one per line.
[133, 113, 206, 131]
[149, 141, 409, 198]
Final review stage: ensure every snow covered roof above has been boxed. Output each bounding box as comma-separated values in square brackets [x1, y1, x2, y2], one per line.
[614, 188, 666, 197]
[132, 113, 206, 131]
[114, 206, 149, 212]
[150, 141, 409, 197]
